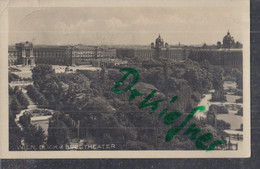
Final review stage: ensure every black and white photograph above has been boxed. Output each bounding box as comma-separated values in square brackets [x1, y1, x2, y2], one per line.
[0, 0, 250, 158]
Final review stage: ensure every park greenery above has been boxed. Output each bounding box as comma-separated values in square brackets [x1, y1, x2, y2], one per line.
[23, 124, 45, 150]
[26, 85, 49, 106]
[19, 113, 46, 150]
[9, 85, 32, 150]
[8, 56, 242, 150]
[47, 113, 69, 149]
[237, 108, 243, 116]
[9, 71, 32, 82]
[19, 113, 32, 127]
[26, 61, 229, 150]
[9, 51, 243, 150]
[8, 80, 46, 150]
[210, 90, 227, 102]
[236, 98, 243, 103]
[9, 114, 23, 150]
[206, 111, 230, 130]
[9, 86, 29, 109]
[9, 86, 23, 150]
[9, 72, 20, 82]
[209, 105, 229, 114]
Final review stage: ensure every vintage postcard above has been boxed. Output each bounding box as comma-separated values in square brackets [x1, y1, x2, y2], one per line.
[0, 0, 250, 158]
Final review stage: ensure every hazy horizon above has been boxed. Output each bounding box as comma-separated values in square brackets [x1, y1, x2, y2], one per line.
[9, 6, 248, 46]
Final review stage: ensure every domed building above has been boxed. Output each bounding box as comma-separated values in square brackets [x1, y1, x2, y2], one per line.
[223, 30, 235, 48]
[155, 34, 165, 50]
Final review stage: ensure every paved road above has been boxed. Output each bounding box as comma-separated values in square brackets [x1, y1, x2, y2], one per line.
[9, 81, 33, 88]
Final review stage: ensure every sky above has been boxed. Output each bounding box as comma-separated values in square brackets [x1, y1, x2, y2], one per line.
[8, 6, 249, 46]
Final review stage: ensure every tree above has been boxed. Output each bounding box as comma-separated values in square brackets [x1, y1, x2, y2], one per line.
[235, 41, 243, 48]
[24, 125, 45, 150]
[9, 72, 20, 82]
[236, 74, 243, 90]
[32, 64, 55, 89]
[38, 95, 48, 105]
[47, 117, 68, 148]
[9, 116, 22, 150]
[26, 85, 49, 106]
[217, 41, 222, 49]
[10, 96, 21, 113]
[9, 85, 14, 95]
[237, 108, 243, 116]
[202, 43, 207, 48]
[15, 89, 29, 108]
[236, 98, 243, 103]
[240, 124, 243, 131]
[211, 90, 227, 102]
[14, 86, 19, 93]
[209, 105, 228, 114]
[20, 95, 29, 108]
[19, 113, 32, 128]
[49, 95, 56, 105]
[206, 111, 216, 127]
[34, 126, 46, 149]
[216, 120, 231, 130]
[207, 66, 224, 90]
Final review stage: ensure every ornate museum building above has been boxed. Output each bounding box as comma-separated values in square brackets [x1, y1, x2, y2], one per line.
[8, 32, 242, 68]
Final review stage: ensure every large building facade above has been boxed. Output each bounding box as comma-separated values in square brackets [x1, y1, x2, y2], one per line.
[9, 41, 35, 66]
[33, 45, 72, 65]
[71, 45, 116, 65]
[8, 43, 116, 66]
[8, 32, 242, 68]
[188, 31, 243, 69]
[188, 49, 243, 69]
[116, 34, 189, 61]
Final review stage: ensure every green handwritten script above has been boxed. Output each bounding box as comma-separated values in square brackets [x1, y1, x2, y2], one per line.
[111, 67, 226, 151]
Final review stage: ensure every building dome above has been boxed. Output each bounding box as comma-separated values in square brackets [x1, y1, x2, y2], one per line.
[223, 30, 235, 48]
[155, 34, 164, 49]
[156, 34, 164, 44]
[151, 42, 155, 48]
[165, 42, 169, 49]
[223, 31, 234, 42]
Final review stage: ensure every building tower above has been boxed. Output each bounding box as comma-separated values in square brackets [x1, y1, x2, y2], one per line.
[155, 34, 164, 50]
[15, 41, 35, 66]
[150, 34, 169, 59]
[151, 34, 165, 58]
[165, 42, 169, 49]
[223, 30, 235, 48]
[151, 42, 155, 48]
